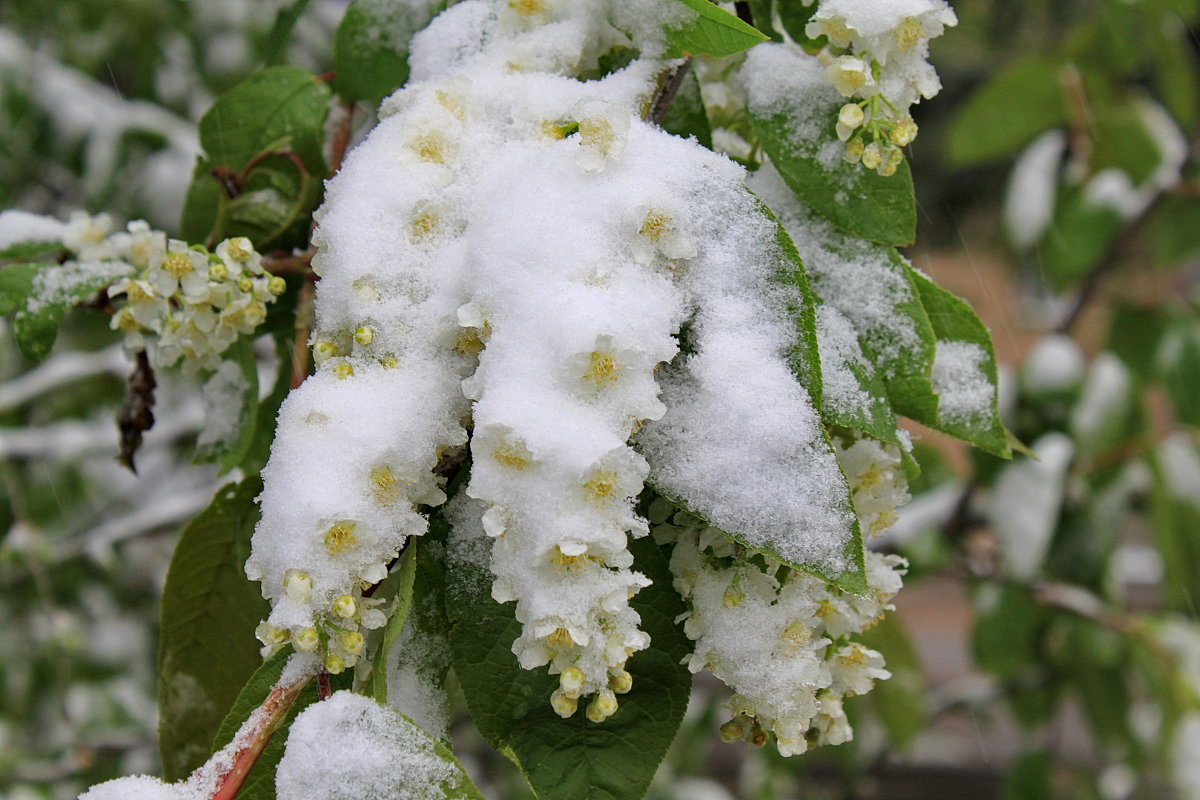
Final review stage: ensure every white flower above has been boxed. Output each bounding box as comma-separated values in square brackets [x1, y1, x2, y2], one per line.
[149, 239, 209, 302]
[825, 55, 875, 98]
[573, 99, 629, 173]
[631, 205, 698, 266]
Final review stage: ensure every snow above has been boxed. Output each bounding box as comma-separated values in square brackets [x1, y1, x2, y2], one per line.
[26, 259, 135, 314]
[747, 162, 923, 378]
[276, 691, 462, 800]
[1021, 333, 1085, 394]
[78, 776, 179, 800]
[0, 209, 67, 249]
[741, 44, 834, 146]
[196, 361, 248, 451]
[0, 27, 198, 228]
[815, 304, 875, 421]
[1069, 353, 1131, 453]
[1005, 130, 1065, 250]
[1159, 433, 1200, 509]
[931, 340, 993, 429]
[987, 432, 1074, 579]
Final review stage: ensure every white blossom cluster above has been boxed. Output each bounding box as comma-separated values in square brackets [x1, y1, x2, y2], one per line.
[83, 213, 286, 375]
[804, 0, 957, 173]
[248, 0, 896, 721]
[1, 209, 283, 376]
[655, 434, 908, 756]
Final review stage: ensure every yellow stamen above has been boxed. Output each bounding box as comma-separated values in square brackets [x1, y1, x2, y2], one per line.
[324, 521, 358, 555]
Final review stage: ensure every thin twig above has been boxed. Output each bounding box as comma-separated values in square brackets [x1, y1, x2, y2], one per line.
[291, 280, 314, 389]
[328, 101, 356, 176]
[648, 59, 693, 126]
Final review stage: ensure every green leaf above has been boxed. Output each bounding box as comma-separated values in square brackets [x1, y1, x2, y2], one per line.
[1147, 439, 1200, 614]
[659, 69, 712, 150]
[264, 0, 315, 66]
[751, 100, 916, 246]
[816, 314, 899, 444]
[199, 68, 330, 171]
[1151, 18, 1199, 129]
[1065, 622, 1135, 753]
[858, 614, 925, 748]
[775, 0, 820, 45]
[762, 200, 823, 413]
[743, 0, 781, 41]
[1041, 183, 1123, 289]
[370, 543, 419, 706]
[211, 649, 353, 800]
[0, 261, 40, 316]
[1157, 317, 1200, 427]
[446, 512, 692, 800]
[0, 240, 66, 263]
[664, 0, 769, 58]
[11, 260, 135, 362]
[1003, 751, 1053, 800]
[1148, 196, 1200, 268]
[181, 67, 331, 250]
[334, 0, 448, 106]
[755, 182, 925, 443]
[908, 266, 1011, 457]
[947, 55, 1067, 166]
[158, 478, 271, 781]
[195, 338, 261, 474]
[971, 582, 1045, 680]
[1107, 305, 1166, 382]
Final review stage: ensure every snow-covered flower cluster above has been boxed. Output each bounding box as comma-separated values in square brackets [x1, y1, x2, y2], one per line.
[654, 433, 908, 756]
[805, 0, 957, 173]
[0, 209, 282, 376]
[248, 0, 877, 721]
[71, 213, 285, 375]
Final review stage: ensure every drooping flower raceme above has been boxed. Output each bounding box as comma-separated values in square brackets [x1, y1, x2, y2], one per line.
[805, 0, 957, 173]
[108, 229, 284, 376]
[656, 432, 908, 756]
[0, 209, 282, 378]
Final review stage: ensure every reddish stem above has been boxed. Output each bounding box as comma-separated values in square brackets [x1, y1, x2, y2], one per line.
[317, 672, 332, 700]
[207, 675, 310, 800]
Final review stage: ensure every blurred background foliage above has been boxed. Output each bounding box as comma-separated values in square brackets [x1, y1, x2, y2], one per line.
[2, 0, 1200, 798]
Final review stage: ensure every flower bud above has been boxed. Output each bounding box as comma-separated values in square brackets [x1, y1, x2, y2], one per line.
[838, 103, 864, 129]
[719, 716, 748, 743]
[843, 139, 865, 164]
[208, 263, 228, 282]
[293, 627, 320, 653]
[324, 653, 347, 674]
[890, 118, 918, 146]
[550, 690, 578, 718]
[284, 571, 312, 602]
[333, 594, 357, 619]
[267, 276, 287, 296]
[354, 326, 374, 346]
[559, 666, 586, 698]
[586, 689, 619, 723]
[313, 340, 338, 363]
[861, 142, 883, 170]
[255, 621, 288, 645]
[338, 630, 365, 656]
[608, 669, 633, 695]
